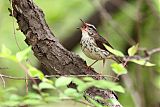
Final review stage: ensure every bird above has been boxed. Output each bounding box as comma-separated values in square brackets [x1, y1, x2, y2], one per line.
[78, 19, 122, 69]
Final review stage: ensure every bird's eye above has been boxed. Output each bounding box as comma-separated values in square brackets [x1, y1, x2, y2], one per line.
[88, 28, 92, 31]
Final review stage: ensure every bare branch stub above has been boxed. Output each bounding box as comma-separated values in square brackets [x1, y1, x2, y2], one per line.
[11, 0, 122, 106]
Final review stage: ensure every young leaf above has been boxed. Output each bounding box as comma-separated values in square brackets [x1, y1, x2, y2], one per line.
[55, 76, 72, 87]
[1, 101, 20, 107]
[110, 85, 125, 93]
[77, 83, 93, 92]
[32, 84, 39, 91]
[23, 99, 41, 105]
[42, 78, 53, 84]
[44, 96, 60, 102]
[86, 96, 103, 107]
[104, 45, 124, 57]
[82, 77, 95, 82]
[39, 82, 55, 90]
[72, 78, 85, 85]
[25, 93, 42, 99]
[94, 80, 125, 93]
[27, 64, 44, 80]
[0, 45, 17, 61]
[64, 88, 82, 98]
[72, 78, 87, 92]
[128, 43, 139, 56]
[16, 46, 31, 62]
[129, 59, 155, 66]
[1, 45, 12, 55]
[111, 63, 127, 75]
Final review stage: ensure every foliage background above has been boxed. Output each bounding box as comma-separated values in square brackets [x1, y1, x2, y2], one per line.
[0, 0, 160, 107]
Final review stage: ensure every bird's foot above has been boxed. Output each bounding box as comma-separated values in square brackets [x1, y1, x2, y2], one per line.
[85, 65, 93, 71]
[99, 71, 104, 79]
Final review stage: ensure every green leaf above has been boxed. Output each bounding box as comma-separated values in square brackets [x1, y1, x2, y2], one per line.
[110, 85, 125, 93]
[9, 94, 22, 101]
[72, 78, 88, 92]
[27, 64, 44, 80]
[129, 59, 155, 66]
[5, 87, 17, 92]
[32, 84, 40, 91]
[128, 43, 139, 56]
[86, 96, 103, 107]
[1, 101, 20, 107]
[64, 88, 77, 96]
[77, 83, 93, 92]
[44, 96, 60, 102]
[1, 45, 12, 55]
[104, 45, 124, 57]
[39, 82, 55, 90]
[111, 63, 127, 75]
[0, 45, 17, 61]
[82, 77, 95, 81]
[55, 76, 72, 87]
[64, 88, 82, 98]
[94, 96, 104, 101]
[16, 46, 31, 62]
[42, 78, 53, 84]
[25, 93, 42, 100]
[94, 80, 125, 93]
[23, 99, 42, 105]
[72, 78, 85, 85]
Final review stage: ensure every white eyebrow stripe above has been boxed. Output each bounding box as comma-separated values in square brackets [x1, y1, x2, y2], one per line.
[86, 23, 96, 29]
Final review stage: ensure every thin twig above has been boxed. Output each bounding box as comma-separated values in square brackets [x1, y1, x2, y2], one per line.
[25, 73, 28, 94]
[0, 47, 159, 81]
[0, 74, 119, 80]
[10, 0, 22, 51]
[18, 62, 41, 94]
[147, 48, 160, 55]
[0, 74, 5, 88]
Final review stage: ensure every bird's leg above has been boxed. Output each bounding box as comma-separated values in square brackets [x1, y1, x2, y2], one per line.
[89, 60, 98, 67]
[100, 59, 106, 75]
[86, 60, 98, 70]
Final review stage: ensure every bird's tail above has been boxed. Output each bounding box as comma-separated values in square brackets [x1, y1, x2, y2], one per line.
[102, 56, 123, 68]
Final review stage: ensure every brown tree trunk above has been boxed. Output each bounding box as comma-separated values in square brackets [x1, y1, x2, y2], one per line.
[11, 0, 122, 106]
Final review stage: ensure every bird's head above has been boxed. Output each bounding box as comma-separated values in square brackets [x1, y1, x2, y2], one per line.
[78, 19, 98, 36]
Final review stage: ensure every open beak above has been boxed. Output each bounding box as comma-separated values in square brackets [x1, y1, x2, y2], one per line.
[77, 19, 87, 30]
[80, 19, 86, 27]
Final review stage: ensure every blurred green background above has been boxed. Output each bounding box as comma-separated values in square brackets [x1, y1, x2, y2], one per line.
[0, 0, 160, 107]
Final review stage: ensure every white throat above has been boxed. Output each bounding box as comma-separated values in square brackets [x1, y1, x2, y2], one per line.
[81, 30, 90, 39]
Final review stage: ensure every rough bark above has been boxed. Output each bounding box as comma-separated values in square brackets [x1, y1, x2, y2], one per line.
[11, 0, 122, 106]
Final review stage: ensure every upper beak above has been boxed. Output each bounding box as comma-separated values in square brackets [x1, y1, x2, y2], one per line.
[79, 19, 87, 30]
[76, 19, 87, 30]
[80, 19, 86, 26]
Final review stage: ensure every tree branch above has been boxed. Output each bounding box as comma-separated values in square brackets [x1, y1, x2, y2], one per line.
[11, 0, 122, 106]
[0, 74, 119, 80]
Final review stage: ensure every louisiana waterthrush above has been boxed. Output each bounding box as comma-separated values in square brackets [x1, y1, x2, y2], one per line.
[78, 19, 121, 68]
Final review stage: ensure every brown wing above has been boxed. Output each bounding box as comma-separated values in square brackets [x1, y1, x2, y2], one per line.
[94, 34, 113, 51]
[94, 34, 122, 63]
